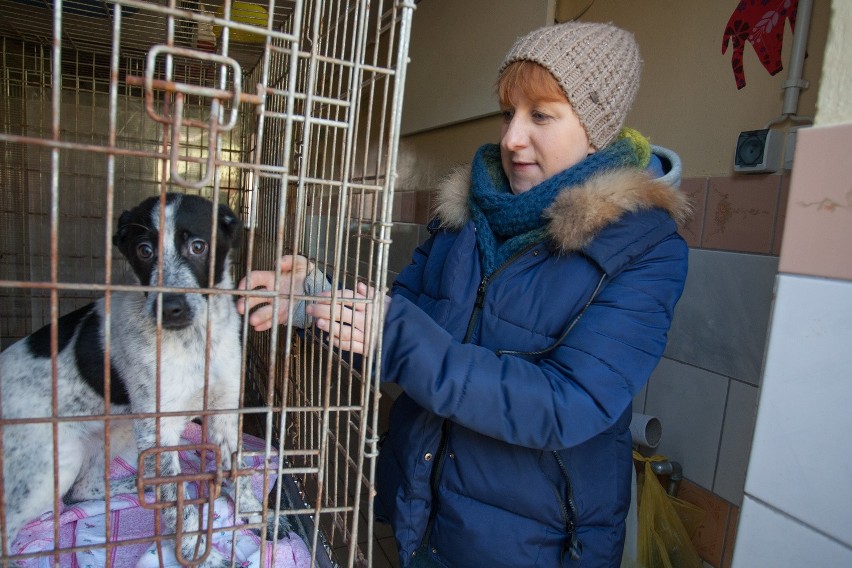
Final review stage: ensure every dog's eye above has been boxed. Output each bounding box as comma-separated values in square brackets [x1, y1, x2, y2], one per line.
[189, 239, 208, 255]
[136, 243, 154, 260]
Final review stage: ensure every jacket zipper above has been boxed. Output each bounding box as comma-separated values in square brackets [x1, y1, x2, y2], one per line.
[417, 245, 539, 556]
[418, 420, 449, 555]
[463, 245, 539, 343]
[553, 451, 583, 561]
[457, 258, 604, 560]
[496, 273, 607, 358]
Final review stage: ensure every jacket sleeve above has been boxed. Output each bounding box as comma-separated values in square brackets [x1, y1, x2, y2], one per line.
[379, 233, 688, 451]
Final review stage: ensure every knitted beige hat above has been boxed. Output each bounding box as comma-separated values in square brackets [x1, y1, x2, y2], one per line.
[499, 21, 643, 149]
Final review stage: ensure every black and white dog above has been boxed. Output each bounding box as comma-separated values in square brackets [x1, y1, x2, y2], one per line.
[1, 193, 268, 566]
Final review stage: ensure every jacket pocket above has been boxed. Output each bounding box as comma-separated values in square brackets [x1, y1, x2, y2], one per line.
[374, 393, 443, 548]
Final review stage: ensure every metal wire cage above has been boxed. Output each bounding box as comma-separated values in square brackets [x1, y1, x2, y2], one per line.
[0, 1, 414, 566]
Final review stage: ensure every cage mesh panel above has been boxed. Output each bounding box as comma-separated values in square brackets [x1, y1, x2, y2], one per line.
[239, 2, 409, 565]
[0, 0, 412, 566]
[0, 39, 246, 341]
[0, 0, 413, 566]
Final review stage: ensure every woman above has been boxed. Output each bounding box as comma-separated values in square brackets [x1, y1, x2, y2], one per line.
[240, 21, 690, 568]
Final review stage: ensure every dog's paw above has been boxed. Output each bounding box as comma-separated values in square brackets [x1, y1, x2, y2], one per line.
[179, 534, 231, 568]
[181, 537, 231, 568]
[166, 504, 229, 567]
[234, 481, 263, 515]
[208, 418, 239, 468]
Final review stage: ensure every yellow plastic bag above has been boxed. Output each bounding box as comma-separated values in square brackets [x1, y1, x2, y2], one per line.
[634, 452, 704, 568]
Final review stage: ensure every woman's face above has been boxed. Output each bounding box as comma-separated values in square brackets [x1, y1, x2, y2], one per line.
[500, 92, 594, 194]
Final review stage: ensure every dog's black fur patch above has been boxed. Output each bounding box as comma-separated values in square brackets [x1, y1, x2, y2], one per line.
[25, 304, 93, 358]
[74, 309, 131, 405]
[25, 303, 131, 405]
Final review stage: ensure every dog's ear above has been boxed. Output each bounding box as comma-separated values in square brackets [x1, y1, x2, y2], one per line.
[218, 203, 243, 248]
[112, 210, 133, 253]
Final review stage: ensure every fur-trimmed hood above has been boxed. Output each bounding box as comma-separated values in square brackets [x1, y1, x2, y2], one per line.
[433, 160, 691, 254]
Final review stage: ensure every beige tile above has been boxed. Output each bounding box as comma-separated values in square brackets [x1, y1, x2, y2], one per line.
[392, 191, 417, 223]
[778, 123, 852, 280]
[679, 177, 708, 247]
[414, 190, 433, 224]
[702, 175, 781, 253]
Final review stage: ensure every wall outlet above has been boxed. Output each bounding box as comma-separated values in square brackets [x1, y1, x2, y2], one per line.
[734, 129, 783, 174]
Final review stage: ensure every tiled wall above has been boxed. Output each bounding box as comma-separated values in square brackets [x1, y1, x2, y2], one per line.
[678, 174, 790, 254]
[382, 171, 791, 567]
[732, 123, 852, 566]
[637, 245, 778, 567]
[642, 172, 789, 568]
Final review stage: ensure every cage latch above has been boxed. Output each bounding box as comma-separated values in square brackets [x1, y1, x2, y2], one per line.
[125, 45, 260, 190]
[137, 443, 223, 566]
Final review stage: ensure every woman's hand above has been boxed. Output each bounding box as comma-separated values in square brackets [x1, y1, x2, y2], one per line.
[237, 255, 312, 332]
[306, 282, 390, 355]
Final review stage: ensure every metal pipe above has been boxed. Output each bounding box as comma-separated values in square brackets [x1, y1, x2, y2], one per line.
[650, 459, 684, 497]
[781, 0, 814, 117]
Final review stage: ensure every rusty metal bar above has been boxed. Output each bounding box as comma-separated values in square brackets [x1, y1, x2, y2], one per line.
[114, 0, 298, 44]
[126, 74, 264, 105]
[0, 409, 357, 426]
[0, 133, 299, 175]
[0, 0, 415, 566]
[48, 1, 64, 563]
[142, 44, 244, 131]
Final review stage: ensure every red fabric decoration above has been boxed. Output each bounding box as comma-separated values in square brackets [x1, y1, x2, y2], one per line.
[722, 0, 799, 89]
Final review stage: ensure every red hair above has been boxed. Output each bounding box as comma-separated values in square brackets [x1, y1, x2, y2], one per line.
[497, 61, 567, 106]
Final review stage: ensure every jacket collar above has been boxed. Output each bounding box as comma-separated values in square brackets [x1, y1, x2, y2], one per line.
[433, 165, 691, 254]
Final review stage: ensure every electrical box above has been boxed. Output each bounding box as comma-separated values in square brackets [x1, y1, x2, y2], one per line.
[734, 129, 783, 174]
[784, 128, 798, 170]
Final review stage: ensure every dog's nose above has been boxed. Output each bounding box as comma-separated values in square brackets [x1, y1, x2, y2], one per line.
[158, 293, 193, 329]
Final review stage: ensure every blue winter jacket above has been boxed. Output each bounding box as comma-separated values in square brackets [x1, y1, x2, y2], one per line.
[375, 149, 690, 567]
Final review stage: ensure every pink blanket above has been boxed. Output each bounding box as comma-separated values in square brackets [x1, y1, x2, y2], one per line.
[10, 423, 313, 567]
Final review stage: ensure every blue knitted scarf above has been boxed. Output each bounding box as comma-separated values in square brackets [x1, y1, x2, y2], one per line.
[468, 137, 642, 276]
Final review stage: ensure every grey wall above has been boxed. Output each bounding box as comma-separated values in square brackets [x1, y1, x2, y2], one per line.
[635, 249, 778, 505]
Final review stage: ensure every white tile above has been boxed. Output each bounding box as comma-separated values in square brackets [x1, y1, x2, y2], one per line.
[645, 358, 727, 489]
[745, 274, 852, 547]
[732, 497, 852, 568]
[714, 381, 759, 505]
